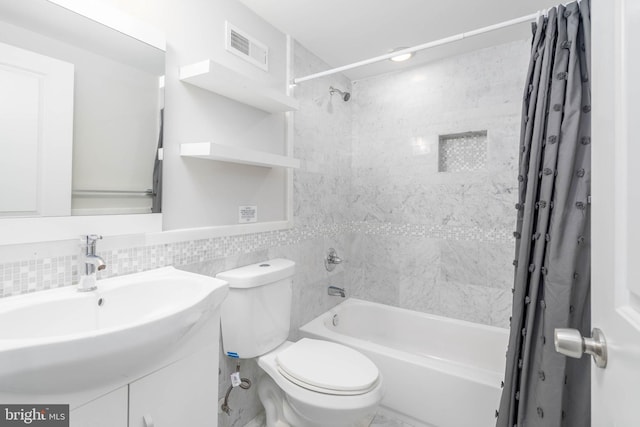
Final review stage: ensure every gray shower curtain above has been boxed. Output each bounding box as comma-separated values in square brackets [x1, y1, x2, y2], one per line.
[496, 1, 591, 426]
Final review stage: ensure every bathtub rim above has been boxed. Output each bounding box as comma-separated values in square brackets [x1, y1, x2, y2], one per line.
[299, 297, 509, 388]
[322, 297, 510, 334]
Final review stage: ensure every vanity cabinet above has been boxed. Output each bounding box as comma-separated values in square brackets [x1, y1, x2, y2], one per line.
[129, 344, 218, 427]
[69, 345, 218, 427]
[70, 387, 128, 427]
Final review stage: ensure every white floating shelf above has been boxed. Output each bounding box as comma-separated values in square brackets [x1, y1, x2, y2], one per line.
[179, 60, 299, 113]
[180, 142, 300, 169]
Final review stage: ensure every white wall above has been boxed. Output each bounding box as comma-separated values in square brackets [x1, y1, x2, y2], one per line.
[161, 0, 291, 229]
[98, 0, 168, 29]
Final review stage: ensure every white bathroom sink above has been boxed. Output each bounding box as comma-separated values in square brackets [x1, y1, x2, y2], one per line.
[0, 267, 228, 394]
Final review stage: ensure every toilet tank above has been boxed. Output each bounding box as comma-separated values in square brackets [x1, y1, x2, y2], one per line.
[217, 259, 295, 359]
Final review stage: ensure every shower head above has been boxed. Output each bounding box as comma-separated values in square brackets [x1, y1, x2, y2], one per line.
[329, 86, 351, 102]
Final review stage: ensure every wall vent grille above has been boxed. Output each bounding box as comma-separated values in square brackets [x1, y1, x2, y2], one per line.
[225, 22, 268, 71]
[230, 30, 250, 55]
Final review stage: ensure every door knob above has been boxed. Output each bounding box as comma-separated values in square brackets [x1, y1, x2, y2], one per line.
[554, 327, 607, 368]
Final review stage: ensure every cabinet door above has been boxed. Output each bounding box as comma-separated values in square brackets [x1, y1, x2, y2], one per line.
[129, 345, 219, 427]
[70, 387, 128, 427]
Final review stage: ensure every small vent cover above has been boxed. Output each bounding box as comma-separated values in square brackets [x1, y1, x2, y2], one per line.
[225, 22, 268, 71]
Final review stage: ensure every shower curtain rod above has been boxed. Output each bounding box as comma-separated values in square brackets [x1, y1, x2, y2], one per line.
[292, 11, 542, 84]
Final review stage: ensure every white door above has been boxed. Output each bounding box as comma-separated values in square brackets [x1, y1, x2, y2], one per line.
[591, 0, 640, 425]
[0, 41, 74, 217]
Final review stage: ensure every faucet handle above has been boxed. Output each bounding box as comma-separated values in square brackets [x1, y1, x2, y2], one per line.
[81, 234, 103, 245]
[325, 248, 343, 271]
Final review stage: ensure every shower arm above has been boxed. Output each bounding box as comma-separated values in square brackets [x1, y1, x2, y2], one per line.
[329, 86, 351, 101]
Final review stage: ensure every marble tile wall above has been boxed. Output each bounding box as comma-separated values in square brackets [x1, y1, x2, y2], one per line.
[292, 42, 353, 228]
[347, 39, 530, 327]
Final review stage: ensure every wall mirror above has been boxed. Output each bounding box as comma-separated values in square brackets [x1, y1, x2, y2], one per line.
[0, 0, 165, 218]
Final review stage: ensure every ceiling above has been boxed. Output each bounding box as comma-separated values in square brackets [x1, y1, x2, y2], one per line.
[238, 0, 562, 81]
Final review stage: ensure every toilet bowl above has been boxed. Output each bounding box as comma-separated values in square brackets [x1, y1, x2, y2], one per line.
[217, 259, 384, 427]
[258, 340, 383, 427]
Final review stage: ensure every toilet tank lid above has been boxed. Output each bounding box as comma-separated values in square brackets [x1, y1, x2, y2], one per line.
[216, 259, 295, 289]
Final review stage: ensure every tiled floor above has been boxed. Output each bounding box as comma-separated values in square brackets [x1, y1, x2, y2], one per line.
[368, 411, 416, 427]
[249, 410, 416, 427]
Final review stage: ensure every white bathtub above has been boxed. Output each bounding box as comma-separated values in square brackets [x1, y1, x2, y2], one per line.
[299, 298, 509, 427]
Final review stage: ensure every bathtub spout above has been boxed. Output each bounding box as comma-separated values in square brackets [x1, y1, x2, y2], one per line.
[328, 286, 346, 297]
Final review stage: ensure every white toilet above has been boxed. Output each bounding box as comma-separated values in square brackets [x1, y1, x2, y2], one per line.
[218, 259, 383, 427]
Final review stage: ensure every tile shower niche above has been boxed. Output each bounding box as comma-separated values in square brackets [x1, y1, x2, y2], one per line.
[438, 131, 488, 173]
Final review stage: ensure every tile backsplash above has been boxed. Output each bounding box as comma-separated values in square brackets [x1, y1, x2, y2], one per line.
[0, 223, 341, 298]
[0, 256, 77, 297]
[0, 221, 512, 298]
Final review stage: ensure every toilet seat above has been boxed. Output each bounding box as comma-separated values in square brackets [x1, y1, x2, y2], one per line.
[258, 339, 384, 423]
[275, 338, 379, 396]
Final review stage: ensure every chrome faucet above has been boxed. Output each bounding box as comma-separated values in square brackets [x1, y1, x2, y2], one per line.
[328, 286, 346, 298]
[78, 234, 106, 292]
[324, 248, 343, 272]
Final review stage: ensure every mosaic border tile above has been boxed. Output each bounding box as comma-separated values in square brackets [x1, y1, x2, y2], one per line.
[0, 222, 511, 298]
[352, 222, 513, 242]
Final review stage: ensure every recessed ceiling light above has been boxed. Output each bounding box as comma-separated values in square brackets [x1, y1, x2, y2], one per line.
[389, 47, 413, 62]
